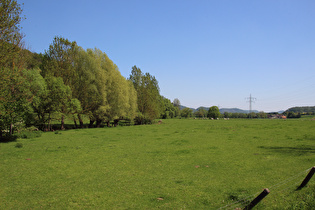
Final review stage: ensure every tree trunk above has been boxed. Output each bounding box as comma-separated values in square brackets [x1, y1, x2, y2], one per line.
[106, 121, 111, 127]
[61, 115, 65, 130]
[78, 114, 84, 128]
[73, 115, 78, 129]
[114, 119, 119, 127]
[89, 120, 95, 128]
[9, 123, 13, 135]
[48, 114, 52, 131]
[96, 119, 102, 128]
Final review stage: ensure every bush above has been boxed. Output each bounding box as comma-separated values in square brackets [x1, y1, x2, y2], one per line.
[134, 114, 153, 125]
[16, 131, 42, 139]
[15, 143, 23, 148]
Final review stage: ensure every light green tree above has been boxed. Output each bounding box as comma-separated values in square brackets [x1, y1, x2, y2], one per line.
[78, 48, 137, 127]
[71, 47, 101, 127]
[27, 74, 74, 131]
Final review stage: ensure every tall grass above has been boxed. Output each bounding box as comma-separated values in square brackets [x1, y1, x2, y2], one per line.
[0, 119, 314, 209]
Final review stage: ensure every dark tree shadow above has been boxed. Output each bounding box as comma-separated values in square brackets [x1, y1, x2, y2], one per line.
[0, 135, 18, 143]
[258, 146, 315, 156]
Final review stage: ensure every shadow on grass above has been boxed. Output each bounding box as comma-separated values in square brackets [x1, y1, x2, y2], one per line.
[0, 135, 18, 143]
[258, 145, 315, 156]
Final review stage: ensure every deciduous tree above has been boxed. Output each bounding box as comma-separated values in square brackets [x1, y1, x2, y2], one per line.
[181, 107, 193, 118]
[207, 106, 220, 119]
[0, 0, 24, 67]
[129, 66, 162, 122]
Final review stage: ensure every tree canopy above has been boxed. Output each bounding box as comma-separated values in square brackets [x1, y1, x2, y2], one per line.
[0, 0, 24, 67]
[207, 106, 221, 119]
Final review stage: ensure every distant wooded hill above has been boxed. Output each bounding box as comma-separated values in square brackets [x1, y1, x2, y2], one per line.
[179, 105, 259, 113]
[180, 105, 315, 114]
[285, 106, 315, 113]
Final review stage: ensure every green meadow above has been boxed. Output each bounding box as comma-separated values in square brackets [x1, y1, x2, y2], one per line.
[0, 119, 314, 209]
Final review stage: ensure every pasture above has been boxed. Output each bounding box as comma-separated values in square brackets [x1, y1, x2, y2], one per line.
[0, 118, 314, 209]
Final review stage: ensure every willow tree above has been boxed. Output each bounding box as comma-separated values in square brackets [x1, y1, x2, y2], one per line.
[71, 48, 100, 127]
[91, 49, 137, 127]
[103, 62, 129, 126]
[73, 48, 136, 127]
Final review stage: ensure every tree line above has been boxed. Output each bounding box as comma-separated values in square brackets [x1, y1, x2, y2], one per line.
[0, 0, 181, 138]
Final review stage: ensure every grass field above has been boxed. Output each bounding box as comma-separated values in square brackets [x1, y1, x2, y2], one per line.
[0, 118, 314, 209]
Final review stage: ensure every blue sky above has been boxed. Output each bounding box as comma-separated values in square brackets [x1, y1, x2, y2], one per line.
[18, 0, 315, 112]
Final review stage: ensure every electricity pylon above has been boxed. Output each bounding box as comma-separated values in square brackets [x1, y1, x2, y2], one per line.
[246, 94, 256, 117]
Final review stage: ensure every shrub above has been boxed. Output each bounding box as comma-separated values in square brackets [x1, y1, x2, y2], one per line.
[15, 143, 23, 148]
[55, 131, 61, 134]
[16, 131, 42, 139]
[134, 114, 153, 125]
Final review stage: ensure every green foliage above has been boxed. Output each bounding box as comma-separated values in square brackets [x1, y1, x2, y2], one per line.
[207, 106, 221, 119]
[181, 107, 193, 118]
[286, 106, 315, 114]
[160, 97, 177, 119]
[15, 131, 42, 139]
[14, 142, 23, 148]
[194, 107, 207, 118]
[129, 65, 162, 122]
[0, 67, 33, 134]
[172, 98, 181, 108]
[286, 111, 302, 118]
[0, 0, 24, 67]
[134, 113, 154, 125]
[25, 72, 75, 130]
[41, 36, 78, 87]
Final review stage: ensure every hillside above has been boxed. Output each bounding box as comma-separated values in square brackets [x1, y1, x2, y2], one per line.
[219, 108, 259, 114]
[179, 105, 258, 113]
[285, 106, 315, 113]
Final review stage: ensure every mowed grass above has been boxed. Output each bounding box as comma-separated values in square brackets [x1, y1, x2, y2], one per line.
[0, 119, 314, 209]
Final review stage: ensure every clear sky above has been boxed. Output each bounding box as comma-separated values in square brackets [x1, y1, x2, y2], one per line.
[18, 0, 315, 112]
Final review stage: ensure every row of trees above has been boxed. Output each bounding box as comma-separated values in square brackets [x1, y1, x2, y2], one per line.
[181, 106, 221, 119]
[181, 106, 270, 119]
[1, 36, 182, 134]
[0, 0, 181, 136]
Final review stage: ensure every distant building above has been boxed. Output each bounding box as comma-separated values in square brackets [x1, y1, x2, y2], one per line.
[269, 114, 286, 119]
